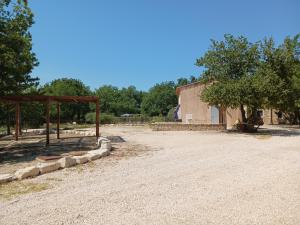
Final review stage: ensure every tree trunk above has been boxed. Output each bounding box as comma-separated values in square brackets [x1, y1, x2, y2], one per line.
[240, 104, 247, 123]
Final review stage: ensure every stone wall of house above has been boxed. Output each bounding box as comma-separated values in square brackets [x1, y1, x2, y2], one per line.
[263, 109, 279, 125]
[179, 84, 212, 124]
[150, 122, 226, 131]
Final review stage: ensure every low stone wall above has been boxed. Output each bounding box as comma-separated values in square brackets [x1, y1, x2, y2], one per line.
[150, 122, 226, 131]
[0, 137, 112, 185]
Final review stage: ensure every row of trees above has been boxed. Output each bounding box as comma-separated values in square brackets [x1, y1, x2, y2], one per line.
[1, 1, 299, 130]
[198, 34, 300, 125]
[29, 77, 195, 124]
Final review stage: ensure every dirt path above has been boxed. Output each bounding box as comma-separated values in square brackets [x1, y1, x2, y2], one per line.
[1, 126, 300, 225]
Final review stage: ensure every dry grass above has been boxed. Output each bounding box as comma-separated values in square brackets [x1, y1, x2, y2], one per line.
[0, 181, 51, 200]
[254, 134, 272, 140]
[45, 177, 63, 182]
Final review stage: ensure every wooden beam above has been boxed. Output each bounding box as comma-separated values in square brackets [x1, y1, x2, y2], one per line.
[6, 105, 11, 135]
[15, 103, 20, 141]
[0, 95, 99, 103]
[96, 99, 100, 138]
[57, 103, 60, 139]
[19, 106, 22, 135]
[46, 98, 50, 145]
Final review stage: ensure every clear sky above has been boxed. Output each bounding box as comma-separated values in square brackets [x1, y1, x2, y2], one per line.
[29, 0, 300, 91]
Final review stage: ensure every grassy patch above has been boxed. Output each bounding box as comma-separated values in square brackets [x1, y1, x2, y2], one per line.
[0, 181, 51, 200]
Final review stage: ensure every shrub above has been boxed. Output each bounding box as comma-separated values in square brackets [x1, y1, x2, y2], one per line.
[85, 112, 96, 124]
[167, 107, 176, 122]
[85, 112, 119, 124]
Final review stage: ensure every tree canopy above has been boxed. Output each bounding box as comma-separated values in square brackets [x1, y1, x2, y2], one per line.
[141, 81, 177, 116]
[197, 34, 300, 124]
[42, 78, 92, 121]
[94, 85, 144, 116]
[0, 0, 38, 95]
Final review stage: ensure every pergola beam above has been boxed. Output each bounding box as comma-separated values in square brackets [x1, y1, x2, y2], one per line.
[0, 95, 100, 145]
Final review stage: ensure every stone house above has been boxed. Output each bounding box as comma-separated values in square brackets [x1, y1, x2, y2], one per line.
[176, 82, 279, 129]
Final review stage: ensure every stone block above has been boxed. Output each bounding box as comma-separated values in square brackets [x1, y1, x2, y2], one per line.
[73, 155, 89, 164]
[15, 166, 40, 180]
[38, 162, 61, 174]
[86, 153, 101, 161]
[100, 140, 112, 151]
[88, 148, 110, 157]
[58, 156, 77, 168]
[0, 174, 14, 184]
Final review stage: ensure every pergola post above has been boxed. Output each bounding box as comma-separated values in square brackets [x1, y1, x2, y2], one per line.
[57, 103, 60, 139]
[15, 103, 20, 141]
[46, 98, 50, 146]
[19, 107, 22, 135]
[96, 99, 100, 138]
[6, 105, 11, 135]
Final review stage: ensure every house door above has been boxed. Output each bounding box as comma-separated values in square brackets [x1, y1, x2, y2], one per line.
[211, 106, 219, 124]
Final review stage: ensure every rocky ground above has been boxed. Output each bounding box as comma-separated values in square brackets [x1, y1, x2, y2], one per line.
[0, 125, 300, 225]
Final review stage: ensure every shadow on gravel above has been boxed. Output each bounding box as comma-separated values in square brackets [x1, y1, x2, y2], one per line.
[227, 127, 300, 137]
[106, 136, 126, 143]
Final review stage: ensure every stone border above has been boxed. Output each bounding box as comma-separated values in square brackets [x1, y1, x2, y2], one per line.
[150, 122, 226, 131]
[0, 137, 112, 185]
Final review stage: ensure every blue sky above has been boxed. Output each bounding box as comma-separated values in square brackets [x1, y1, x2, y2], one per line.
[29, 0, 300, 91]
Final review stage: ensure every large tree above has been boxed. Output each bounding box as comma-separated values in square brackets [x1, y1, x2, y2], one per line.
[42, 78, 92, 122]
[141, 81, 177, 116]
[260, 35, 300, 123]
[0, 0, 38, 133]
[95, 85, 143, 116]
[197, 34, 280, 124]
[197, 34, 300, 126]
[0, 0, 39, 95]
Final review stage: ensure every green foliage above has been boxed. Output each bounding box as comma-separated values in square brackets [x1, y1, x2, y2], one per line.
[0, 0, 39, 95]
[85, 112, 118, 124]
[42, 78, 92, 122]
[167, 107, 176, 121]
[198, 34, 300, 125]
[94, 85, 144, 116]
[197, 34, 260, 83]
[141, 81, 177, 116]
[260, 35, 300, 123]
[197, 34, 261, 123]
[84, 112, 96, 124]
[176, 76, 200, 87]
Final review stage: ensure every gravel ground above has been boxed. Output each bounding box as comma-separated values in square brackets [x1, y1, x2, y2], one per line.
[0, 126, 300, 225]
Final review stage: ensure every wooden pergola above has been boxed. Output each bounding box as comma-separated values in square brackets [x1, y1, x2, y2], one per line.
[0, 96, 100, 145]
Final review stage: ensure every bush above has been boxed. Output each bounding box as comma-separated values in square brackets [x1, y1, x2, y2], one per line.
[151, 116, 167, 123]
[101, 113, 119, 124]
[85, 112, 96, 124]
[85, 112, 119, 124]
[167, 107, 176, 122]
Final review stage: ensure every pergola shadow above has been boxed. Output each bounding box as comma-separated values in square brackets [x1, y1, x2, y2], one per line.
[0, 135, 98, 165]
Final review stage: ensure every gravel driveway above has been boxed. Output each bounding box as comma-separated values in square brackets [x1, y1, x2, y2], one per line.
[1, 126, 300, 225]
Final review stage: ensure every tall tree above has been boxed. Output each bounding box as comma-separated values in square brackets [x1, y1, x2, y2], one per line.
[196, 34, 264, 123]
[0, 0, 39, 95]
[42, 78, 92, 122]
[141, 81, 177, 116]
[261, 35, 300, 123]
[95, 85, 144, 116]
[0, 0, 38, 133]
